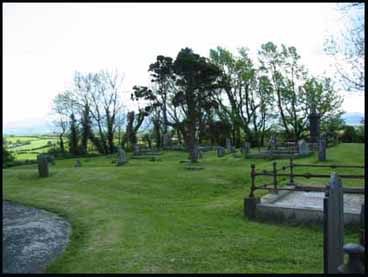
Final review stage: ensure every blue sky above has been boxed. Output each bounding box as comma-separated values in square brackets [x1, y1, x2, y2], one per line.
[3, 3, 365, 131]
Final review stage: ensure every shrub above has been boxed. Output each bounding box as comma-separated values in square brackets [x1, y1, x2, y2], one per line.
[340, 125, 358, 143]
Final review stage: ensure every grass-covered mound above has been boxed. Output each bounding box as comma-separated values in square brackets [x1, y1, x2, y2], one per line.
[3, 143, 364, 273]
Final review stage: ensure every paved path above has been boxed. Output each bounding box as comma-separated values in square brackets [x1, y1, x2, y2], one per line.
[2, 201, 71, 273]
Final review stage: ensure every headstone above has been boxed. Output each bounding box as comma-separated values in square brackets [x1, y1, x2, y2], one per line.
[324, 173, 344, 274]
[269, 135, 277, 151]
[298, 139, 310, 155]
[74, 160, 81, 167]
[133, 144, 140, 156]
[47, 155, 55, 165]
[217, 146, 225, 157]
[225, 138, 232, 153]
[37, 154, 49, 177]
[117, 148, 127, 166]
[192, 145, 201, 160]
[244, 142, 251, 155]
[319, 133, 327, 161]
[162, 134, 171, 147]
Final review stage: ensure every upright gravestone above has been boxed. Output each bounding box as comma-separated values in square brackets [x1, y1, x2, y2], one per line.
[47, 155, 55, 165]
[162, 134, 171, 148]
[319, 133, 327, 161]
[217, 146, 225, 157]
[298, 139, 310, 155]
[198, 149, 203, 159]
[74, 160, 81, 167]
[269, 135, 277, 151]
[225, 138, 232, 153]
[244, 142, 251, 155]
[117, 148, 127, 166]
[37, 154, 49, 177]
[133, 144, 140, 156]
[192, 145, 202, 160]
[324, 173, 344, 274]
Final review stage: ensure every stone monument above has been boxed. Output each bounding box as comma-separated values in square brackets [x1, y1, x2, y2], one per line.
[217, 146, 225, 157]
[133, 144, 140, 156]
[225, 138, 232, 153]
[37, 154, 49, 177]
[74, 160, 81, 167]
[308, 103, 321, 143]
[117, 148, 127, 166]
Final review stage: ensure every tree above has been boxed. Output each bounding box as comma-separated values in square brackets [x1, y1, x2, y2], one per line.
[130, 85, 162, 148]
[302, 77, 344, 137]
[68, 113, 80, 155]
[324, 3, 364, 91]
[148, 55, 175, 136]
[51, 90, 77, 154]
[72, 70, 125, 154]
[3, 144, 15, 167]
[340, 125, 358, 142]
[173, 48, 222, 162]
[122, 109, 149, 150]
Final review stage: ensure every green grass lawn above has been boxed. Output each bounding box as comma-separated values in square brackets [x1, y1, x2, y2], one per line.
[3, 143, 364, 273]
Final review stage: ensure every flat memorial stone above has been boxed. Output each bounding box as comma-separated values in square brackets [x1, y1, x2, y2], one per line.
[2, 201, 71, 273]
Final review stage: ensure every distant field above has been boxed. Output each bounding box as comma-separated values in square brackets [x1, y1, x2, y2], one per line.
[5, 135, 59, 160]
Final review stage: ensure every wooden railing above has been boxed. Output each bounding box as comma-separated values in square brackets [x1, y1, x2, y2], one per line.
[248, 158, 364, 197]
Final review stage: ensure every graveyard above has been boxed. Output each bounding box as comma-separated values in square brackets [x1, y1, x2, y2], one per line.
[2, 142, 364, 273]
[3, 3, 365, 274]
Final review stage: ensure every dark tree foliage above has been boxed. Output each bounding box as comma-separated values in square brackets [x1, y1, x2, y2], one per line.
[68, 113, 80, 155]
[80, 103, 91, 155]
[3, 145, 15, 167]
[173, 48, 223, 162]
[148, 55, 175, 134]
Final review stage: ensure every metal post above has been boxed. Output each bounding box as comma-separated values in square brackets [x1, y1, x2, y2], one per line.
[323, 193, 329, 274]
[360, 204, 365, 245]
[273, 161, 278, 193]
[337, 244, 365, 273]
[289, 157, 294, 186]
[249, 164, 256, 197]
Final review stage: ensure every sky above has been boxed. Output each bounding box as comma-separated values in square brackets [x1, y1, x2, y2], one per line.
[3, 3, 365, 131]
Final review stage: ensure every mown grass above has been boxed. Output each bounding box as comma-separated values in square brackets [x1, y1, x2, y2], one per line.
[3, 143, 363, 273]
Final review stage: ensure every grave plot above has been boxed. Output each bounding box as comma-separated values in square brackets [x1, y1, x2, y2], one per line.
[244, 159, 364, 225]
[131, 144, 163, 161]
[246, 139, 313, 159]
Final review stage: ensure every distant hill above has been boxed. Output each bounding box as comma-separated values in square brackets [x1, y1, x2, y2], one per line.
[3, 118, 54, 136]
[3, 111, 365, 136]
[341, 112, 364, 126]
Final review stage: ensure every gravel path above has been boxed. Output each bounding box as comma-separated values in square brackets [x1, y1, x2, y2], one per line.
[2, 201, 71, 273]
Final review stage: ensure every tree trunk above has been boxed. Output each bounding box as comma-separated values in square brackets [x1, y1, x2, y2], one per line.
[59, 134, 65, 154]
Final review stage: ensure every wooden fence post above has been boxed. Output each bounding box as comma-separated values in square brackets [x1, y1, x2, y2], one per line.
[289, 157, 294, 185]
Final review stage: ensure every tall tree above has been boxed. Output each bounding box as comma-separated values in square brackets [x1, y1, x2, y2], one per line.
[148, 55, 175, 136]
[68, 113, 80, 155]
[173, 48, 222, 162]
[52, 90, 77, 154]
